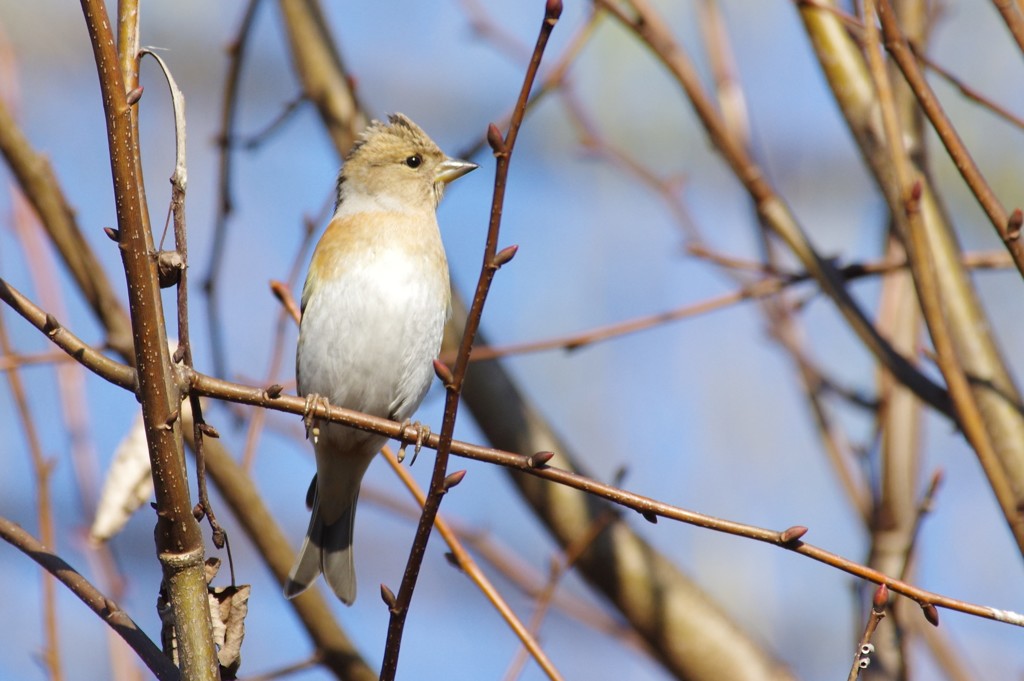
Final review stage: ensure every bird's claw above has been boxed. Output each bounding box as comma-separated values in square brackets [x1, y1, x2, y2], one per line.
[397, 420, 430, 465]
[303, 393, 330, 444]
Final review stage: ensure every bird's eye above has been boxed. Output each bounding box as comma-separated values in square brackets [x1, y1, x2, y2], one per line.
[405, 154, 422, 169]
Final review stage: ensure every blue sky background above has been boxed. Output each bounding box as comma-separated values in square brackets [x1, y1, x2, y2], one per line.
[1, 1, 1024, 680]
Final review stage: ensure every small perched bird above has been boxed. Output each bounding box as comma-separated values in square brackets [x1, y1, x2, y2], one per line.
[285, 114, 477, 603]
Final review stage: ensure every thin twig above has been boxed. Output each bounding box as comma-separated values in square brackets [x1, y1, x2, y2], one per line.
[458, 249, 1012, 364]
[847, 584, 888, 681]
[4, 278, 1023, 629]
[380, 4, 563, 677]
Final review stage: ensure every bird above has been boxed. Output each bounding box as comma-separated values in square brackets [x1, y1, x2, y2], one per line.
[284, 113, 477, 603]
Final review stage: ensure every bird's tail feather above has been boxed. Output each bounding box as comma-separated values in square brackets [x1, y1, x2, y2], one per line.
[284, 493, 359, 604]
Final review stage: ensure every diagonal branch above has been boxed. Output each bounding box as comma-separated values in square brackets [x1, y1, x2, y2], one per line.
[0, 516, 180, 681]
[380, 3, 563, 678]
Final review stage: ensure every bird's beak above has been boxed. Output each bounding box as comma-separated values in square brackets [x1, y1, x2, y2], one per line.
[435, 157, 478, 185]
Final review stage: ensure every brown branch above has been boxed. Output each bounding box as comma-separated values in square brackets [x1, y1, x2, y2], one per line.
[0, 516, 179, 681]
[78, 0, 217, 676]
[185, 370, 1024, 629]
[459, 248, 1014, 365]
[380, 4, 562, 677]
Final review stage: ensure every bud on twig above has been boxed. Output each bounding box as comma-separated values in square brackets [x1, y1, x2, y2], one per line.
[198, 423, 220, 439]
[1007, 208, 1022, 241]
[529, 451, 554, 468]
[910, 179, 923, 202]
[487, 123, 506, 155]
[779, 525, 808, 544]
[872, 584, 889, 612]
[157, 250, 184, 288]
[103, 227, 121, 242]
[126, 86, 144, 106]
[265, 384, 283, 399]
[43, 313, 61, 337]
[211, 527, 226, 549]
[491, 244, 519, 270]
[922, 603, 940, 627]
[442, 470, 467, 491]
[380, 584, 398, 612]
[546, 0, 563, 22]
[641, 510, 658, 524]
[433, 359, 454, 388]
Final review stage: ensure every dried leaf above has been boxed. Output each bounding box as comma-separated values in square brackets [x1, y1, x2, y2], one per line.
[209, 583, 250, 676]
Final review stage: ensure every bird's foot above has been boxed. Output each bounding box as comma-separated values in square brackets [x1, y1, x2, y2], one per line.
[396, 420, 430, 465]
[302, 393, 331, 444]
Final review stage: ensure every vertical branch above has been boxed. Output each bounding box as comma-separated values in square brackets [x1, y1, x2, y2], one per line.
[379, 3, 562, 678]
[78, 0, 218, 677]
[140, 48, 228, 555]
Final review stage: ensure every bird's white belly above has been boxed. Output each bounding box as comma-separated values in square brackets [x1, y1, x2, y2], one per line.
[297, 249, 448, 422]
